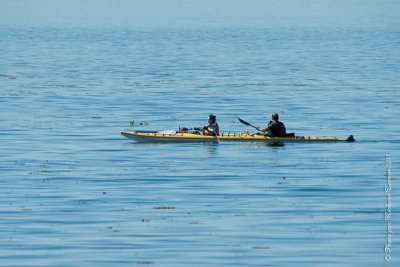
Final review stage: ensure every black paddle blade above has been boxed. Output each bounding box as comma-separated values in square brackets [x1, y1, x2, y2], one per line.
[237, 117, 259, 130]
[237, 117, 251, 126]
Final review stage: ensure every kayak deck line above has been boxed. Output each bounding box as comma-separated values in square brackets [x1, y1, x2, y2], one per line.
[121, 131, 355, 143]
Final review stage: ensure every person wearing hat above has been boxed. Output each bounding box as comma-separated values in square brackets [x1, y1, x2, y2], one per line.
[257, 113, 286, 137]
[194, 114, 220, 136]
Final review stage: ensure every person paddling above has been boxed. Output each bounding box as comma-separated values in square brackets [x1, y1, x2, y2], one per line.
[194, 114, 220, 136]
[257, 113, 286, 137]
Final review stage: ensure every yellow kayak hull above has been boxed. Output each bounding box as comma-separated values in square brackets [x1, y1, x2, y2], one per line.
[121, 131, 355, 143]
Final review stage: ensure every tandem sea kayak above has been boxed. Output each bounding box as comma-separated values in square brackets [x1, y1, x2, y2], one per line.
[121, 130, 355, 143]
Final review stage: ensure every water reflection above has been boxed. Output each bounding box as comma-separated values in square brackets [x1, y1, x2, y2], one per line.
[203, 142, 219, 156]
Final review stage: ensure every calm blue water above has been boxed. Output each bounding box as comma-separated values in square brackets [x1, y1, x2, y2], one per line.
[1, 1, 400, 266]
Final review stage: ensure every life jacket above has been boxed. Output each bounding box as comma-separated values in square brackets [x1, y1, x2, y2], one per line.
[268, 121, 286, 137]
[277, 122, 286, 137]
[205, 123, 219, 136]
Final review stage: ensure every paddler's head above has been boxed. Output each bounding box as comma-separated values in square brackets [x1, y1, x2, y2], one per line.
[272, 113, 279, 121]
[208, 114, 216, 124]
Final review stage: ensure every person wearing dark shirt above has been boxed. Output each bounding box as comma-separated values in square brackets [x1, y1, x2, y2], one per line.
[257, 113, 286, 137]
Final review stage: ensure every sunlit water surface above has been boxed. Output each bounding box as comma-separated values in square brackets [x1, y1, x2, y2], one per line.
[1, 1, 400, 266]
